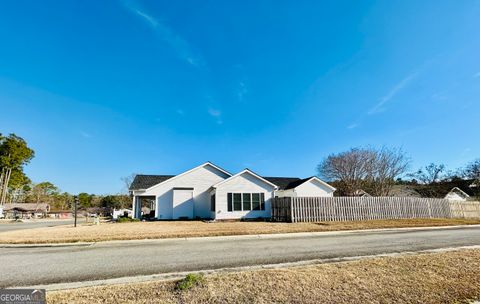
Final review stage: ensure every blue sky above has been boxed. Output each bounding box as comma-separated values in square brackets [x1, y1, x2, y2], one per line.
[1, 0, 479, 194]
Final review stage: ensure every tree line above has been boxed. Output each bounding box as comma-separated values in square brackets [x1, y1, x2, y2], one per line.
[317, 146, 480, 197]
[0, 133, 131, 211]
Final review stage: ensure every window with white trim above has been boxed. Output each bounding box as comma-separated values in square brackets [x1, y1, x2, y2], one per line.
[210, 194, 216, 212]
[227, 193, 265, 211]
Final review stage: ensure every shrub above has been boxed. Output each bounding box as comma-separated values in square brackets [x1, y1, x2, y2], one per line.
[116, 217, 139, 223]
[176, 273, 204, 291]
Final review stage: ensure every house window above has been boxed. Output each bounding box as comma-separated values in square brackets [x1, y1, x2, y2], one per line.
[226, 192, 266, 212]
[227, 193, 232, 212]
[252, 193, 260, 210]
[233, 193, 242, 211]
[210, 194, 216, 212]
[243, 193, 251, 211]
[260, 193, 265, 210]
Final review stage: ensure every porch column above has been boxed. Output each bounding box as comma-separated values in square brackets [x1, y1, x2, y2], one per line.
[154, 196, 159, 219]
[132, 196, 141, 219]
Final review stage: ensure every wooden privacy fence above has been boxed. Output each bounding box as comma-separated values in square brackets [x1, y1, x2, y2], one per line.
[449, 201, 480, 219]
[271, 197, 454, 223]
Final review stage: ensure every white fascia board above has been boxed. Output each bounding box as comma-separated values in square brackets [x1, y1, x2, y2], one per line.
[145, 162, 232, 192]
[305, 177, 337, 191]
[447, 187, 470, 198]
[212, 169, 279, 189]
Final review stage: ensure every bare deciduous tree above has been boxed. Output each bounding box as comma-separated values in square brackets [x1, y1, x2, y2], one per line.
[462, 159, 480, 181]
[407, 163, 446, 184]
[365, 147, 410, 196]
[121, 173, 137, 194]
[317, 147, 410, 196]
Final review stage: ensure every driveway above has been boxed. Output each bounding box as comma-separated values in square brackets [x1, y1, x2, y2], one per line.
[0, 220, 73, 232]
[1, 226, 480, 287]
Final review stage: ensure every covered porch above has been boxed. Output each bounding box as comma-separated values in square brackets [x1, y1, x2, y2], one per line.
[132, 195, 156, 220]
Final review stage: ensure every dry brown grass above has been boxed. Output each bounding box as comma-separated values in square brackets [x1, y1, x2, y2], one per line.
[47, 249, 480, 304]
[1, 218, 479, 244]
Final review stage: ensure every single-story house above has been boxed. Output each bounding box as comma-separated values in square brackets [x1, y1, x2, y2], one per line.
[444, 187, 471, 201]
[2, 203, 50, 218]
[387, 185, 422, 198]
[129, 162, 336, 220]
[353, 189, 372, 197]
[112, 208, 133, 220]
[48, 210, 73, 219]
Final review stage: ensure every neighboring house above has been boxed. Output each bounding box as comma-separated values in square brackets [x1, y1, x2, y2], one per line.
[352, 189, 372, 197]
[112, 208, 133, 220]
[412, 179, 476, 199]
[388, 185, 422, 198]
[444, 187, 471, 201]
[129, 162, 336, 220]
[48, 210, 73, 219]
[273, 176, 336, 198]
[2, 203, 50, 218]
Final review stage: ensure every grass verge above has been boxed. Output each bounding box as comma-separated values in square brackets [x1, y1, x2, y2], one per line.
[47, 249, 480, 303]
[0, 218, 479, 244]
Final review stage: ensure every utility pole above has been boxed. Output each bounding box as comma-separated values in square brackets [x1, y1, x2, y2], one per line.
[74, 195, 78, 227]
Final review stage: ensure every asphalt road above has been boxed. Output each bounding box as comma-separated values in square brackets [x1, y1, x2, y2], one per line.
[0, 220, 74, 232]
[1, 226, 480, 288]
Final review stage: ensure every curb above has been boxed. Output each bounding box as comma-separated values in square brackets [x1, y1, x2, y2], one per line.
[0, 242, 94, 248]
[1, 224, 480, 248]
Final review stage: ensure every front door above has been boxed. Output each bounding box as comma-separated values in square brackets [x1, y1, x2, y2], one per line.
[173, 189, 194, 219]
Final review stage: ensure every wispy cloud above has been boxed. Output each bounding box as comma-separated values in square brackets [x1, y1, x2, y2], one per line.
[347, 123, 359, 130]
[208, 108, 221, 117]
[237, 81, 248, 102]
[133, 8, 158, 27]
[123, 1, 203, 67]
[208, 108, 223, 124]
[431, 92, 448, 101]
[176, 109, 185, 115]
[80, 131, 91, 138]
[368, 71, 419, 115]
[473, 72, 480, 78]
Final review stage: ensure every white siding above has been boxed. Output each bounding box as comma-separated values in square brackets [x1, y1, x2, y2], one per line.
[142, 164, 230, 219]
[214, 172, 275, 220]
[294, 179, 334, 197]
[445, 191, 468, 201]
[275, 179, 334, 198]
[172, 189, 194, 219]
[274, 189, 295, 198]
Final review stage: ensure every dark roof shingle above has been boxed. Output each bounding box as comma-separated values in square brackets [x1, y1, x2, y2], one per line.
[263, 177, 304, 190]
[131, 174, 327, 191]
[129, 175, 175, 190]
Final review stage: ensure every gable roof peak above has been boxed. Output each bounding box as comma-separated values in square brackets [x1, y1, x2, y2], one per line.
[212, 168, 279, 189]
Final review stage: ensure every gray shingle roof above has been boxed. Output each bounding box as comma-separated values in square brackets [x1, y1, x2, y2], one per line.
[130, 174, 328, 191]
[129, 175, 175, 190]
[263, 177, 303, 190]
[3, 203, 50, 213]
[130, 175, 306, 191]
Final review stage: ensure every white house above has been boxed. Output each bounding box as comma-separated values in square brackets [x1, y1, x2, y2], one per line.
[129, 162, 336, 220]
[112, 208, 133, 220]
[444, 187, 471, 201]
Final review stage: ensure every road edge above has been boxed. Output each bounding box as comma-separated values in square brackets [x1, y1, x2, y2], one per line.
[1, 223, 480, 248]
[18, 245, 480, 291]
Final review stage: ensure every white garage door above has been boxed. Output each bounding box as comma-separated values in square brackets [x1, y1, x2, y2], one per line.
[173, 188, 194, 219]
